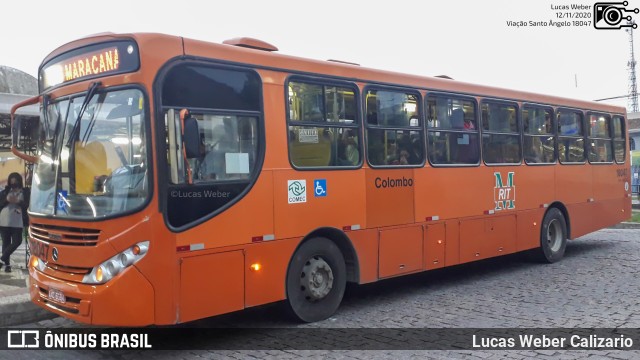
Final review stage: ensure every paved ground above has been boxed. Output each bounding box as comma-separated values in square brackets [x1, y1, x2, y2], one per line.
[2, 227, 639, 359]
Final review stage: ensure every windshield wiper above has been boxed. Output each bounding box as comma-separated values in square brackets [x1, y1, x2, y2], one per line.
[66, 81, 101, 147]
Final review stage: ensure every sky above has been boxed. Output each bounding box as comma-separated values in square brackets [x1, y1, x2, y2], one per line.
[1, 0, 639, 109]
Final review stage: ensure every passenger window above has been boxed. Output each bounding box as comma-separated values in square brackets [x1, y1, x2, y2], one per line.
[288, 80, 360, 167]
[557, 110, 585, 163]
[426, 95, 479, 165]
[587, 113, 613, 163]
[161, 64, 263, 228]
[367, 89, 423, 166]
[523, 106, 555, 164]
[481, 102, 521, 164]
[193, 115, 258, 182]
[612, 115, 626, 163]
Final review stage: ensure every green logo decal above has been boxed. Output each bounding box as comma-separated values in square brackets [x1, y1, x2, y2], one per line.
[288, 180, 307, 204]
[494, 172, 515, 211]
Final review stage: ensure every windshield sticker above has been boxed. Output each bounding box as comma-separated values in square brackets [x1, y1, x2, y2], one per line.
[288, 180, 307, 204]
[225, 153, 250, 174]
[494, 172, 515, 211]
[57, 191, 68, 213]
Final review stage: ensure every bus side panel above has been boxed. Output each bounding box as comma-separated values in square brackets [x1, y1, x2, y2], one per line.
[348, 228, 379, 284]
[565, 202, 593, 239]
[516, 208, 546, 252]
[496, 215, 518, 255]
[516, 166, 555, 209]
[179, 251, 244, 323]
[459, 219, 487, 263]
[444, 220, 460, 266]
[424, 223, 446, 270]
[244, 238, 299, 308]
[459, 215, 516, 263]
[365, 169, 414, 228]
[592, 198, 628, 230]
[556, 165, 592, 205]
[261, 73, 289, 170]
[176, 172, 275, 249]
[378, 226, 423, 278]
[414, 167, 485, 222]
[593, 165, 620, 201]
[273, 170, 366, 239]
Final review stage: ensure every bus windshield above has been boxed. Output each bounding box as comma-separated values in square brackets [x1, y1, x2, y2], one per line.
[30, 88, 149, 218]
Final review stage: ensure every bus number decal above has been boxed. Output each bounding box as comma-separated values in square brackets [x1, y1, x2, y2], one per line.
[29, 239, 50, 261]
[494, 172, 516, 211]
[288, 180, 307, 204]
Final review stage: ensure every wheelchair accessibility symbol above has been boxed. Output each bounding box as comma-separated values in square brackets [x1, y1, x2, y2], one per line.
[57, 191, 68, 213]
[314, 179, 327, 197]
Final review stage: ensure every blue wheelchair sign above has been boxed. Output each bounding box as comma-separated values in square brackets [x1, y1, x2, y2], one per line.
[314, 179, 327, 197]
[57, 191, 68, 213]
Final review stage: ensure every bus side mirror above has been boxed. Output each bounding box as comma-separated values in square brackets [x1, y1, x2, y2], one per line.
[183, 116, 200, 159]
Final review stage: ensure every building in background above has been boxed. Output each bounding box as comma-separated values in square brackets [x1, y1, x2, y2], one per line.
[0, 65, 38, 188]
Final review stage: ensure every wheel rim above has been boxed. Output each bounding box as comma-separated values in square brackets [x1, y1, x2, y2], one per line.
[300, 256, 334, 302]
[547, 219, 563, 252]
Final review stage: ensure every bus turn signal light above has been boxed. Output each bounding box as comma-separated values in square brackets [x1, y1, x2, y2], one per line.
[250, 263, 262, 272]
[96, 267, 104, 282]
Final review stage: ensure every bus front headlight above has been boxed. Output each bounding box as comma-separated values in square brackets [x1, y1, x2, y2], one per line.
[82, 241, 149, 284]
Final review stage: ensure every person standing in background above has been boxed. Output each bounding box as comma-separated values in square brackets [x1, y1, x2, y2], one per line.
[0, 173, 28, 272]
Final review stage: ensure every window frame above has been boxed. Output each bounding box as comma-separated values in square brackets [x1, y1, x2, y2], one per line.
[480, 98, 522, 166]
[612, 115, 626, 164]
[586, 111, 614, 165]
[425, 91, 480, 167]
[285, 75, 362, 170]
[556, 107, 587, 165]
[364, 85, 425, 168]
[522, 103, 556, 166]
[155, 60, 266, 232]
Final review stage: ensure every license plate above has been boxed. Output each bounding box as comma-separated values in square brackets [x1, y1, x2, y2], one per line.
[48, 288, 66, 304]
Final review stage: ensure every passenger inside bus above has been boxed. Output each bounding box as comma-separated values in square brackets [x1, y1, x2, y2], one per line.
[201, 123, 235, 180]
[338, 129, 359, 165]
[451, 108, 478, 163]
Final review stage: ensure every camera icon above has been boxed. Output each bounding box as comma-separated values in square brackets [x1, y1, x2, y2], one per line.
[594, 1, 639, 29]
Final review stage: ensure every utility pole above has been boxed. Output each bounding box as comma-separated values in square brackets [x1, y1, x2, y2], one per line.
[627, 20, 639, 112]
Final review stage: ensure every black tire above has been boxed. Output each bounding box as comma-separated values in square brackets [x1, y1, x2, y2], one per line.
[286, 237, 346, 323]
[532, 208, 568, 263]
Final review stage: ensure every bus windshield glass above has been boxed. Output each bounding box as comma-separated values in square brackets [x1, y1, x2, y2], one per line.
[30, 88, 149, 218]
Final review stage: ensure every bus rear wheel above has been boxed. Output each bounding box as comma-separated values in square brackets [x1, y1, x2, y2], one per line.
[533, 208, 568, 263]
[286, 237, 346, 323]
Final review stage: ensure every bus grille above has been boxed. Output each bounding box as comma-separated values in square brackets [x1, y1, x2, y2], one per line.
[46, 263, 92, 276]
[30, 223, 101, 247]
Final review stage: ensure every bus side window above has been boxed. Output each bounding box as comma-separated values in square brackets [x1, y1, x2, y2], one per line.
[426, 95, 479, 166]
[288, 80, 360, 168]
[481, 101, 520, 165]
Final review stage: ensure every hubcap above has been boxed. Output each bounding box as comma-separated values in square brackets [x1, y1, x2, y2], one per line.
[547, 219, 563, 252]
[300, 256, 334, 301]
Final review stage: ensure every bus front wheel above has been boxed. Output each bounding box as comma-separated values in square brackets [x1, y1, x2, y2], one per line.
[534, 208, 568, 263]
[286, 237, 346, 322]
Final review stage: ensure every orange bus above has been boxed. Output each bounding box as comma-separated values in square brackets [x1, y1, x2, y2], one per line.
[11, 33, 632, 326]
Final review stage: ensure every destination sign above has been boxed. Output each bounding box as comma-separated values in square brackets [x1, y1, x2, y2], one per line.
[40, 40, 139, 91]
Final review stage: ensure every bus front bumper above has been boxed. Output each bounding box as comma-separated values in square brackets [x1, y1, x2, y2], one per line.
[29, 265, 155, 326]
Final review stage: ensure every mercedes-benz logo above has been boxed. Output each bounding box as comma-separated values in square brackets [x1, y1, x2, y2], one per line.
[52, 248, 59, 261]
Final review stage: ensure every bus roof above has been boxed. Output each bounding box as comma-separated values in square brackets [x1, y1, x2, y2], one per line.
[42, 32, 627, 115]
